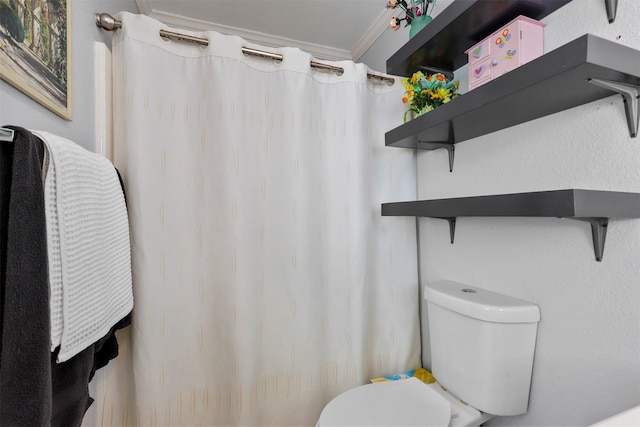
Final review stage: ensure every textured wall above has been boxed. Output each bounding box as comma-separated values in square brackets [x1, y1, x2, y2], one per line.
[0, 0, 139, 150]
[412, 1, 640, 426]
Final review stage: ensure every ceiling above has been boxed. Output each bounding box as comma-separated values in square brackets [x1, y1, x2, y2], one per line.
[137, 0, 396, 61]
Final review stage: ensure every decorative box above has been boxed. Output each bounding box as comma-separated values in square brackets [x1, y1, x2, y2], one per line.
[466, 15, 546, 91]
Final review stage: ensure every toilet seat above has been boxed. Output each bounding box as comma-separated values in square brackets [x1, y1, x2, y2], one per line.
[317, 377, 452, 426]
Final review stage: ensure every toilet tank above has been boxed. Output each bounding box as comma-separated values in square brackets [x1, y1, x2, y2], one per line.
[424, 280, 540, 416]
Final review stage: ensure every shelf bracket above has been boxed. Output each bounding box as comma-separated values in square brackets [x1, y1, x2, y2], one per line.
[435, 217, 457, 243]
[604, 0, 618, 23]
[419, 142, 456, 172]
[569, 217, 609, 262]
[586, 78, 639, 138]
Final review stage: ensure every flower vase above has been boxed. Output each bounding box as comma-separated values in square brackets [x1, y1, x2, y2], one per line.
[409, 15, 432, 39]
[403, 107, 431, 123]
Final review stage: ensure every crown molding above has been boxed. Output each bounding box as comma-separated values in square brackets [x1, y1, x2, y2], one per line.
[145, 9, 353, 61]
[351, 8, 395, 62]
[132, 0, 390, 62]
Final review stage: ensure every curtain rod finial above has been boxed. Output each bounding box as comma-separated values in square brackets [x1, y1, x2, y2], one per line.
[96, 13, 122, 31]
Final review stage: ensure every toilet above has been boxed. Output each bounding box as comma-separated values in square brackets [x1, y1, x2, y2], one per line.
[317, 280, 541, 426]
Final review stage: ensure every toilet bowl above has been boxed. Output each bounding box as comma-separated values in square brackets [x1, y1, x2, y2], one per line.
[317, 376, 494, 426]
[317, 280, 541, 426]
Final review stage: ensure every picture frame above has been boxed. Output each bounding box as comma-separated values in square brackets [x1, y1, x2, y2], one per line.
[0, 0, 72, 120]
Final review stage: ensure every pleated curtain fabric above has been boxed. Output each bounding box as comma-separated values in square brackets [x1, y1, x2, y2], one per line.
[96, 12, 420, 426]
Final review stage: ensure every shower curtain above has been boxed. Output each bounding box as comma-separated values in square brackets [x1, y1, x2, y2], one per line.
[96, 12, 419, 426]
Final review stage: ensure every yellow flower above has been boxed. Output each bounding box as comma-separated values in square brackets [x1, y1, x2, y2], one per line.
[434, 87, 449, 99]
[410, 71, 425, 83]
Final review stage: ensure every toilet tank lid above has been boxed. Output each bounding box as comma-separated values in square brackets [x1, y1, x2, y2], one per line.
[424, 280, 540, 323]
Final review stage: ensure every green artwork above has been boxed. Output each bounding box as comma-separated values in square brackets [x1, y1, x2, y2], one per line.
[0, 0, 72, 120]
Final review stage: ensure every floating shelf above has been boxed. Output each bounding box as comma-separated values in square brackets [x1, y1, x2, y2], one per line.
[386, 34, 640, 158]
[381, 189, 640, 261]
[386, 0, 573, 76]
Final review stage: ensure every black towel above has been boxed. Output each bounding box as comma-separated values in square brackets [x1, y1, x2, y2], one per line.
[0, 127, 132, 426]
[51, 313, 131, 427]
[0, 126, 52, 426]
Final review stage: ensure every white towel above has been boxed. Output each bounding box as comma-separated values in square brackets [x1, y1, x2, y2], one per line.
[34, 130, 133, 362]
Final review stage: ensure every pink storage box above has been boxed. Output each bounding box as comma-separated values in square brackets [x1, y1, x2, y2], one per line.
[466, 15, 545, 91]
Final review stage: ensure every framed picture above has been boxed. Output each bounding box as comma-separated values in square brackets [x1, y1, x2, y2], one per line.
[0, 0, 72, 120]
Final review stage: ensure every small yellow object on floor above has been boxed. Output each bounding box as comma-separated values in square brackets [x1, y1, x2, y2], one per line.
[370, 368, 436, 384]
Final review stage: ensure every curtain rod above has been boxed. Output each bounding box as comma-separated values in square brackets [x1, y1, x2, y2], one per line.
[95, 13, 395, 85]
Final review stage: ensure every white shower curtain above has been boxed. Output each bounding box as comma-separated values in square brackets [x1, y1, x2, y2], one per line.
[96, 12, 419, 426]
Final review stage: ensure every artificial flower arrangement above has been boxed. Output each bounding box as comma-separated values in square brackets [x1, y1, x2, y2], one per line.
[387, 0, 437, 31]
[401, 71, 460, 122]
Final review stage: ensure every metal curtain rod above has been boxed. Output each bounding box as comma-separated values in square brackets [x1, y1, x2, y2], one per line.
[95, 13, 395, 85]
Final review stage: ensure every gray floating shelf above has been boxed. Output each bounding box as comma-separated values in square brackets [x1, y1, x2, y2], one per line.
[386, 0, 573, 76]
[381, 189, 640, 261]
[386, 34, 640, 156]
